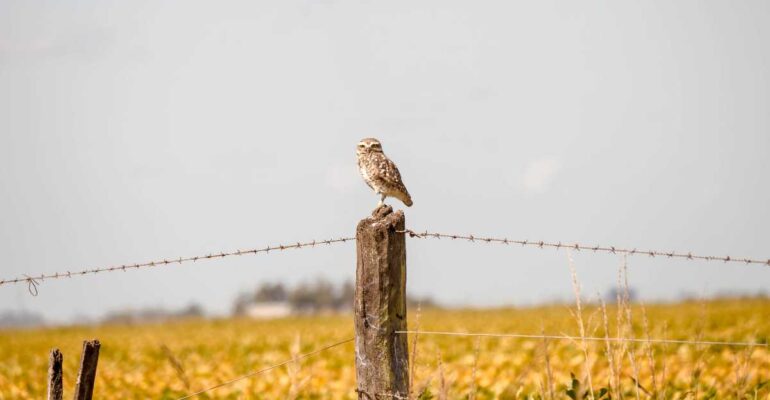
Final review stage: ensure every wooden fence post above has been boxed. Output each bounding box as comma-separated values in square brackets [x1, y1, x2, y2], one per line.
[354, 205, 409, 399]
[47, 348, 63, 400]
[73, 339, 100, 400]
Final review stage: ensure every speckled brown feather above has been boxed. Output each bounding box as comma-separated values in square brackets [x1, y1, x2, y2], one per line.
[357, 138, 413, 207]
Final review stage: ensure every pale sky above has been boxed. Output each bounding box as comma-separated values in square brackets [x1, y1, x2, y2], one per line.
[1, 0, 769, 323]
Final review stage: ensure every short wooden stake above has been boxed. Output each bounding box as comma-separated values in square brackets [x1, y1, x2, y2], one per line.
[73, 339, 100, 400]
[47, 348, 63, 400]
[354, 205, 409, 399]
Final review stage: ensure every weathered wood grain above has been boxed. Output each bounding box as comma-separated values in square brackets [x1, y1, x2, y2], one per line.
[354, 205, 409, 399]
[73, 339, 100, 400]
[47, 348, 63, 400]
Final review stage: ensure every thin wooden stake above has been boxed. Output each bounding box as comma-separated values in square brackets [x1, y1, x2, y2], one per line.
[47, 348, 63, 400]
[354, 205, 409, 399]
[73, 339, 100, 400]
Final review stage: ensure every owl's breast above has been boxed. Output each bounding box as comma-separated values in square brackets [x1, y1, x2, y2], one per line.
[358, 157, 377, 190]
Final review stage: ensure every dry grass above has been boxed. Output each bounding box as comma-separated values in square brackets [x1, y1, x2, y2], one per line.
[1, 298, 769, 399]
[567, 250, 595, 399]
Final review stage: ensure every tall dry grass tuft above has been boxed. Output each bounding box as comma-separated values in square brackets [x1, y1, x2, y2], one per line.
[287, 333, 309, 399]
[599, 298, 620, 400]
[567, 250, 595, 399]
[409, 303, 422, 400]
[160, 343, 191, 391]
[615, 263, 627, 398]
[436, 350, 450, 400]
[627, 347, 643, 400]
[658, 322, 669, 399]
[731, 342, 756, 399]
[413, 370, 435, 399]
[689, 300, 709, 398]
[640, 303, 659, 397]
[541, 327, 556, 400]
[468, 337, 481, 400]
[619, 256, 642, 400]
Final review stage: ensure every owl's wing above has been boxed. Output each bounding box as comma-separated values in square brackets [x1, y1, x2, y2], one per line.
[375, 154, 410, 194]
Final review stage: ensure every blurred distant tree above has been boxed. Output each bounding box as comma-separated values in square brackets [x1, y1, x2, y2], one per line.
[334, 280, 355, 310]
[102, 303, 203, 324]
[178, 303, 204, 318]
[606, 287, 637, 303]
[232, 278, 439, 316]
[289, 279, 335, 313]
[0, 311, 45, 328]
[232, 293, 252, 316]
[254, 283, 288, 302]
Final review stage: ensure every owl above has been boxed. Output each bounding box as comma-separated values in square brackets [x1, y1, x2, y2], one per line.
[356, 138, 413, 207]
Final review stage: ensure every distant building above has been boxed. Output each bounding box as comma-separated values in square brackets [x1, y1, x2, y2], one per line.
[244, 302, 293, 319]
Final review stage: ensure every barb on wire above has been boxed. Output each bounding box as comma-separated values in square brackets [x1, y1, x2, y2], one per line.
[398, 230, 770, 267]
[395, 330, 768, 348]
[0, 236, 355, 292]
[176, 337, 354, 400]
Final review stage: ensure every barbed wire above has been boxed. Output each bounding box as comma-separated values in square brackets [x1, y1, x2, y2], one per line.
[4, 227, 769, 296]
[395, 330, 768, 348]
[175, 336, 354, 399]
[399, 230, 770, 267]
[0, 236, 355, 295]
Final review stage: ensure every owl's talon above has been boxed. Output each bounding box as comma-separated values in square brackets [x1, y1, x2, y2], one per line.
[378, 193, 387, 207]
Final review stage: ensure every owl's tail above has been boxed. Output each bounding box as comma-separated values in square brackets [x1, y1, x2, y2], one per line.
[397, 192, 413, 207]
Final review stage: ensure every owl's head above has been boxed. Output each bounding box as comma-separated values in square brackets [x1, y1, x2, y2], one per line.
[357, 138, 383, 154]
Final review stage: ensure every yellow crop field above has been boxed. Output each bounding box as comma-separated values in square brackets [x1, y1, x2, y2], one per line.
[1, 298, 769, 399]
